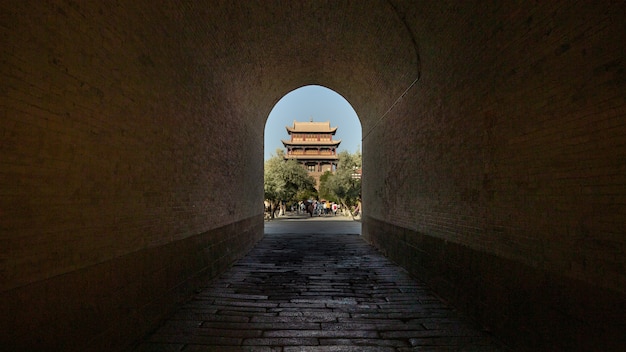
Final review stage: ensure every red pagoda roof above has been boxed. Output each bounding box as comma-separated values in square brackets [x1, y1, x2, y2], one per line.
[284, 154, 339, 160]
[281, 139, 341, 147]
[286, 120, 338, 134]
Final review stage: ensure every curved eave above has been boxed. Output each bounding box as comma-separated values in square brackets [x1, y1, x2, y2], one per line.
[286, 127, 338, 134]
[281, 139, 342, 146]
[284, 155, 339, 160]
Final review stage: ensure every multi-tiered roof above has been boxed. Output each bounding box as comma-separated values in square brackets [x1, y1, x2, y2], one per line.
[282, 120, 341, 187]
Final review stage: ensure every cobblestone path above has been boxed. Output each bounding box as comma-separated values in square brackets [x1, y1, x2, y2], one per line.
[134, 231, 506, 351]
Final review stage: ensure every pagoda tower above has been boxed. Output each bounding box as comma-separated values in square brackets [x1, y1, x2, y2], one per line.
[282, 120, 341, 188]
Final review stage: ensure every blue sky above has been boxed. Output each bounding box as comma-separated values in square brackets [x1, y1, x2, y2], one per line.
[264, 85, 362, 160]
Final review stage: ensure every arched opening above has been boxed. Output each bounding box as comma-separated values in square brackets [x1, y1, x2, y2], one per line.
[264, 85, 362, 161]
[263, 85, 363, 224]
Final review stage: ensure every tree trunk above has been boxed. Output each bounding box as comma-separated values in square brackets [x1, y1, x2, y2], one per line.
[272, 201, 282, 219]
[339, 200, 354, 220]
[270, 202, 279, 219]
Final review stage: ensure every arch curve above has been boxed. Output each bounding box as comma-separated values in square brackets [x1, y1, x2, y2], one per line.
[193, 0, 421, 130]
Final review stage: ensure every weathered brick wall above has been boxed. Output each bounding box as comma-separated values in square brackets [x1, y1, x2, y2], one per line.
[362, 0, 626, 349]
[0, 1, 263, 350]
[0, 1, 418, 349]
[2, 0, 624, 350]
[365, 0, 626, 297]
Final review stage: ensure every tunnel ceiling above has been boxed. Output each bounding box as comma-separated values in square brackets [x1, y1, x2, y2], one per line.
[173, 0, 420, 128]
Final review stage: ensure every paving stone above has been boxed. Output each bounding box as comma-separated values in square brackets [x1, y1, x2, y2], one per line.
[251, 315, 337, 323]
[263, 329, 379, 338]
[184, 346, 281, 352]
[134, 342, 185, 352]
[133, 227, 506, 351]
[319, 338, 409, 347]
[284, 346, 396, 352]
[204, 321, 321, 330]
[242, 337, 319, 346]
[408, 336, 500, 346]
[148, 334, 242, 345]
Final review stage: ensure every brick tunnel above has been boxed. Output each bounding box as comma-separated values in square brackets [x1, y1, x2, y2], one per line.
[1, 1, 624, 351]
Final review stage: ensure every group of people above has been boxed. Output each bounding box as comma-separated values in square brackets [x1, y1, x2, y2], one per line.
[297, 200, 339, 217]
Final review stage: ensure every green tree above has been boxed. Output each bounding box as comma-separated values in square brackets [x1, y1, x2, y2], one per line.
[323, 150, 362, 218]
[317, 171, 337, 203]
[264, 149, 317, 218]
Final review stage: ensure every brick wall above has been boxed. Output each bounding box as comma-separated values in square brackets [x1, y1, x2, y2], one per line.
[0, 1, 263, 350]
[362, 1, 626, 349]
[365, 0, 626, 296]
[1, 0, 624, 350]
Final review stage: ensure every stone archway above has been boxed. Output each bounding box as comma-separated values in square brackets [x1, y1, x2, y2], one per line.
[1, 1, 624, 351]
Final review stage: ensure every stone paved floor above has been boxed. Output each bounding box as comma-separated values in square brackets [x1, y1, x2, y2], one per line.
[134, 217, 506, 351]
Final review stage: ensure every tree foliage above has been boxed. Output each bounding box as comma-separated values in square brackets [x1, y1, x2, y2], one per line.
[317, 171, 337, 203]
[320, 149, 362, 217]
[264, 149, 317, 218]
